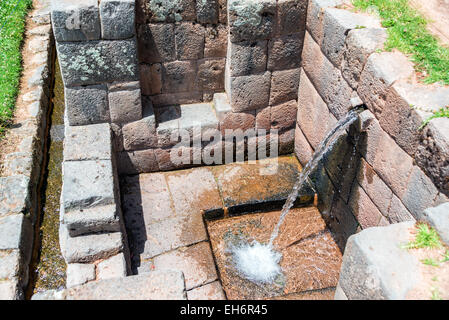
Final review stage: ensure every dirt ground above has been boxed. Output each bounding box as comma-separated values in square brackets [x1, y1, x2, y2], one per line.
[410, 0, 449, 46]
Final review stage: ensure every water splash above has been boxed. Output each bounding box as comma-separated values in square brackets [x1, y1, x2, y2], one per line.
[232, 241, 282, 284]
[231, 110, 359, 284]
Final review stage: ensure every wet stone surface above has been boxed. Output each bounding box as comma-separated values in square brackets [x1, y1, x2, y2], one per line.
[32, 59, 66, 293]
[207, 207, 342, 300]
[211, 156, 312, 213]
[120, 155, 336, 299]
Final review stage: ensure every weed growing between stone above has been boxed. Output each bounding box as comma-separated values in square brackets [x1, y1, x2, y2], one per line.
[353, 0, 449, 85]
[403, 223, 442, 250]
[419, 106, 449, 130]
[0, 0, 33, 135]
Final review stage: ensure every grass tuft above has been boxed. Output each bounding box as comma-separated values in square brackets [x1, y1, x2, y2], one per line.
[352, 0, 449, 85]
[0, 0, 33, 136]
[403, 223, 442, 250]
[419, 106, 449, 130]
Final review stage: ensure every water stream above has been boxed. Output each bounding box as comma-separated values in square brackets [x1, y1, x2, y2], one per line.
[232, 110, 359, 284]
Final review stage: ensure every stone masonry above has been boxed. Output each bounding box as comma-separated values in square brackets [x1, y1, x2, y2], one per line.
[294, 0, 449, 252]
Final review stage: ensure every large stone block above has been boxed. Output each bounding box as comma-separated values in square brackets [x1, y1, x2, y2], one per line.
[64, 123, 112, 161]
[122, 102, 157, 151]
[255, 107, 271, 130]
[419, 202, 449, 246]
[228, 0, 276, 42]
[356, 158, 392, 217]
[162, 61, 198, 94]
[32, 271, 186, 300]
[51, 0, 101, 42]
[387, 195, 415, 224]
[401, 166, 439, 218]
[227, 40, 268, 77]
[363, 117, 414, 199]
[228, 71, 271, 112]
[0, 175, 31, 216]
[0, 215, 33, 264]
[140, 63, 162, 95]
[382, 81, 449, 157]
[197, 58, 225, 91]
[338, 221, 420, 299]
[277, 0, 307, 36]
[179, 103, 219, 134]
[57, 39, 139, 86]
[196, 0, 218, 24]
[348, 183, 385, 229]
[204, 25, 227, 58]
[416, 117, 449, 196]
[60, 224, 123, 263]
[296, 68, 337, 149]
[267, 34, 303, 71]
[108, 82, 143, 124]
[270, 100, 297, 130]
[152, 242, 217, 290]
[175, 22, 205, 60]
[147, 0, 196, 22]
[187, 281, 226, 300]
[269, 68, 300, 106]
[321, 8, 380, 66]
[357, 52, 414, 117]
[155, 106, 181, 147]
[294, 125, 314, 166]
[306, 0, 342, 44]
[97, 253, 127, 280]
[65, 85, 110, 126]
[100, 0, 135, 40]
[220, 111, 255, 134]
[341, 28, 387, 89]
[137, 23, 175, 63]
[62, 160, 116, 211]
[302, 32, 354, 119]
[66, 263, 96, 288]
[63, 203, 121, 237]
[117, 149, 159, 175]
[0, 250, 22, 282]
[0, 280, 23, 300]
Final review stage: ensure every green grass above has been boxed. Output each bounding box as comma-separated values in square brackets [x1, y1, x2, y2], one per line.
[352, 0, 449, 85]
[403, 223, 442, 250]
[0, 0, 33, 135]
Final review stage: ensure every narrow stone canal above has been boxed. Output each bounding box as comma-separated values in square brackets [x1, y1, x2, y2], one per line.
[29, 59, 66, 295]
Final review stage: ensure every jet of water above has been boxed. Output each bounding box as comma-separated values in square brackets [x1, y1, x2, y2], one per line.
[268, 110, 359, 246]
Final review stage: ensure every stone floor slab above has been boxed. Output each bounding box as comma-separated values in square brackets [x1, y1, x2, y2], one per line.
[151, 242, 217, 290]
[187, 281, 226, 300]
[207, 207, 342, 300]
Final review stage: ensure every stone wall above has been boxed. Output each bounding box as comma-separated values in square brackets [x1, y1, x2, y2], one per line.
[51, 0, 134, 289]
[295, 0, 449, 250]
[137, 0, 228, 106]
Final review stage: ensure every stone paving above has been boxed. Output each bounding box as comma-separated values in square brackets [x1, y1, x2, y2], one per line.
[121, 155, 340, 300]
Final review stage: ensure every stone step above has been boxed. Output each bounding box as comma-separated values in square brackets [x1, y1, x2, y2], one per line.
[31, 271, 186, 300]
[155, 102, 220, 147]
[337, 218, 449, 300]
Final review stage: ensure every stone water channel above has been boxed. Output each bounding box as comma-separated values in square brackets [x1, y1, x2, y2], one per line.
[27, 59, 66, 296]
